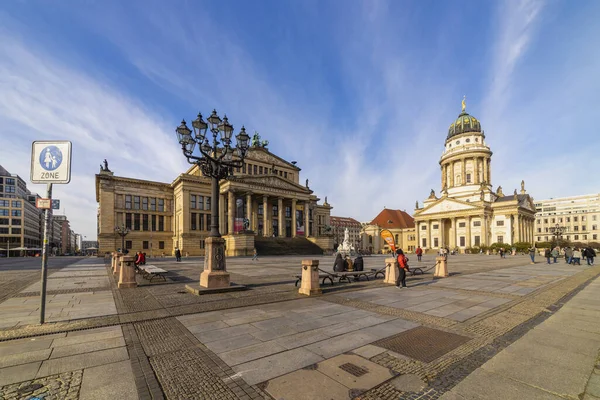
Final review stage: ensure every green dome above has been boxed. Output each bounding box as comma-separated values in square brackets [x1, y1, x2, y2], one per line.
[447, 111, 482, 139]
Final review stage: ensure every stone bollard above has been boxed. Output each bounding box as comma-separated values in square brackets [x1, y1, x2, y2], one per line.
[434, 256, 449, 277]
[113, 252, 124, 275]
[111, 252, 117, 273]
[298, 259, 322, 296]
[118, 255, 137, 288]
[384, 257, 399, 284]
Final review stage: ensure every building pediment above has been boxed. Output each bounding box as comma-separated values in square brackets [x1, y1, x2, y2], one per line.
[228, 175, 311, 194]
[245, 148, 300, 170]
[417, 198, 479, 216]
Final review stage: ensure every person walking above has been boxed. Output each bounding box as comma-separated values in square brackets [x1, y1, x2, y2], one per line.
[415, 246, 423, 262]
[175, 247, 182, 262]
[572, 248, 582, 265]
[551, 247, 559, 263]
[544, 248, 552, 264]
[528, 246, 536, 264]
[252, 248, 258, 261]
[585, 247, 596, 265]
[395, 249, 409, 289]
[565, 247, 573, 264]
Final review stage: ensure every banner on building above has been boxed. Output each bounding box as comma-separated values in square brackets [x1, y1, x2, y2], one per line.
[380, 229, 396, 252]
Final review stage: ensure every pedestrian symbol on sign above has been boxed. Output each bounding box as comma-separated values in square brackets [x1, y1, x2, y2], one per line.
[39, 146, 63, 171]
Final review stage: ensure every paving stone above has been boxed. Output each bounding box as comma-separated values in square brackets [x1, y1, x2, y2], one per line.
[305, 331, 377, 359]
[264, 368, 351, 400]
[0, 338, 55, 357]
[351, 345, 387, 359]
[50, 336, 125, 359]
[79, 360, 138, 400]
[37, 347, 129, 377]
[218, 341, 287, 366]
[51, 329, 123, 348]
[0, 348, 51, 368]
[0, 361, 42, 386]
[204, 333, 264, 354]
[232, 348, 324, 385]
[316, 354, 393, 390]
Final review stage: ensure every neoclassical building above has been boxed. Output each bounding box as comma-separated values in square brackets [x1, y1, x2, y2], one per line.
[360, 208, 416, 254]
[96, 144, 333, 256]
[413, 99, 536, 251]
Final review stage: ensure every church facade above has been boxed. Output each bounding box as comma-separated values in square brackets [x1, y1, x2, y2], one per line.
[413, 99, 536, 251]
[95, 142, 333, 256]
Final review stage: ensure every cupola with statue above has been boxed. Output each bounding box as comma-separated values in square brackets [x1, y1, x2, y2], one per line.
[447, 96, 482, 140]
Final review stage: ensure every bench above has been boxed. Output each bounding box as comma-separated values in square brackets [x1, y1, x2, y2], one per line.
[336, 270, 375, 283]
[294, 273, 335, 287]
[138, 265, 168, 282]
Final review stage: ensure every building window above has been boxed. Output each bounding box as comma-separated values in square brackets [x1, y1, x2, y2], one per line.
[593, 215, 597, 221]
[206, 214, 211, 229]
[11, 228, 21, 234]
[272, 205, 278, 216]
[593, 225, 598, 231]
[11, 218, 21, 225]
[125, 195, 132, 209]
[143, 214, 149, 231]
[200, 239, 205, 249]
[199, 214, 205, 231]
[497, 236, 504, 243]
[0, 210, 8, 216]
[434, 238, 439, 247]
[594, 234, 597, 240]
[142, 197, 148, 210]
[5, 178, 14, 185]
[158, 199, 164, 212]
[421, 225, 427, 230]
[0, 200, 7, 207]
[134, 196, 140, 210]
[536, 219, 540, 224]
[158, 216, 164, 231]
[5, 186, 15, 193]
[191, 195, 196, 209]
[422, 238, 427, 247]
[433, 224, 439, 229]
[206, 197, 211, 211]
[253, 165, 258, 175]
[198, 196, 204, 210]
[285, 207, 291, 218]
[473, 221, 481, 227]
[11, 200, 21, 208]
[537, 228, 541, 233]
[474, 236, 480, 246]
[242, 163, 247, 173]
[284, 172, 288, 179]
[150, 198, 156, 211]
[460, 237, 465, 246]
[134, 214, 140, 230]
[151, 215, 156, 231]
[574, 216, 578, 222]
[582, 225, 586, 231]
[583, 235, 587, 240]
[544, 219, 548, 223]
[159, 241, 165, 249]
[258, 205, 263, 215]
[126, 213, 132, 229]
[567, 217, 571, 222]
[559, 218, 563, 223]
[551, 218, 555, 223]
[11, 210, 21, 216]
[259, 166, 263, 174]
[574, 226, 579, 231]
[458, 222, 466, 228]
[0, 218, 8, 225]
[395, 234, 399, 243]
[466, 174, 471, 183]
[191, 213, 197, 230]
[582, 216, 586, 221]
[496, 220, 504, 226]
[574, 235, 579, 240]
[0, 227, 8, 234]
[143, 241, 149, 249]
[125, 240, 132, 250]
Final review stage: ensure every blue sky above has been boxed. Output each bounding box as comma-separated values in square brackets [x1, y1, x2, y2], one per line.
[1, 0, 599, 240]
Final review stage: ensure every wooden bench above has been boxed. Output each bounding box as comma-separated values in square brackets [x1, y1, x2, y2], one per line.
[138, 265, 168, 282]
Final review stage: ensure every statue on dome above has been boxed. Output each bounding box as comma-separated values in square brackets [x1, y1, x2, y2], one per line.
[521, 180, 526, 194]
[461, 95, 466, 112]
[496, 186, 504, 196]
[429, 189, 436, 199]
[415, 200, 419, 209]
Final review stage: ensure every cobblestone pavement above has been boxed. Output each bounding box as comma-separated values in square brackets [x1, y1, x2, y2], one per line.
[0, 255, 598, 399]
[0, 370, 82, 400]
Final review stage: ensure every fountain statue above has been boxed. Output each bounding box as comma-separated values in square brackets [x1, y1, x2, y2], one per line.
[336, 227, 355, 257]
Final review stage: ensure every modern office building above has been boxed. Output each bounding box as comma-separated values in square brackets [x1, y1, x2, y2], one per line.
[534, 194, 600, 245]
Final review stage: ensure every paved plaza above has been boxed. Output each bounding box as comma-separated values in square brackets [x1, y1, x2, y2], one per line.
[0, 253, 599, 399]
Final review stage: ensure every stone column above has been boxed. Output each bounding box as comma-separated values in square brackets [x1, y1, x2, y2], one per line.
[263, 195, 269, 237]
[449, 162, 454, 187]
[452, 217, 458, 248]
[118, 255, 137, 288]
[514, 214, 520, 243]
[228, 191, 235, 235]
[439, 219, 444, 248]
[278, 198, 284, 237]
[481, 215, 487, 246]
[304, 201, 310, 237]
[460, 159, 466, 186]
[441, 165, 446, 189]
[246, 193, 252, 230]
[292, 199, 297, 238]
[466, 216, 472, 248]
[219, 194, 225, 234]
[483, 157, 488, 184]
[428, 220, 433, 249]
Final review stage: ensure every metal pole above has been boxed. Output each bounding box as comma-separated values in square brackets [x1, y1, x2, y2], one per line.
[210, 173, 220, 237]
[40, 183, 53, 324]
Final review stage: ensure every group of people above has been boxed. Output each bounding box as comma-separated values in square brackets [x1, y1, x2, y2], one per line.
[333, 253, 364, 272]
[543, 246, 596, 265]
[134, 251, 146, 268]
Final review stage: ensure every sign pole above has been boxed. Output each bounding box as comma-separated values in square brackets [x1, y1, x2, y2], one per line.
[39, 183, 53, 324]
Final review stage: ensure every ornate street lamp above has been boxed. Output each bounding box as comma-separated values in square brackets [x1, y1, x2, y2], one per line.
[176, 110, 250, 288]
[115, 224, 130, 253]
[549, 223, 566, 246]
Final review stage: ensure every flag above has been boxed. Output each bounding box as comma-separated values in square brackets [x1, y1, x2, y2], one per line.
[380, 229, 396, 252]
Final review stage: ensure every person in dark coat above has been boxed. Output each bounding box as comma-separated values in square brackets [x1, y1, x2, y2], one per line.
[333, 253, 345, 272]
[353, 256, 364, 271]
[175, 248, 182, 262]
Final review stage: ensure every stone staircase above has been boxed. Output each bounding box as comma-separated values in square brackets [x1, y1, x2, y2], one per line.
[254, 237, 325, 255]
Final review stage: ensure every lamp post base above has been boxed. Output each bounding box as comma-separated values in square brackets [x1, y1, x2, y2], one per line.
[200, 236, 230, 288]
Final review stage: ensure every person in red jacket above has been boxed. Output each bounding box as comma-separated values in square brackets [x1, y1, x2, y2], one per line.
[396, 249, 409, 289]
[415, 246, 423, 262]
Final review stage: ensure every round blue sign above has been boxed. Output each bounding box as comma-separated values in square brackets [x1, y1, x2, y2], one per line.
[39, 146, 63, 171]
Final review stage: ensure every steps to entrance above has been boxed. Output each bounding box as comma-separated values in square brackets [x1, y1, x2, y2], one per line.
[254, 237, 324, 255]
